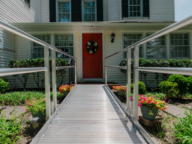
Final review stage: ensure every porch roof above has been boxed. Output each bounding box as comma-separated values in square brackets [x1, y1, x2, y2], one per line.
[10, 21, 184, 32]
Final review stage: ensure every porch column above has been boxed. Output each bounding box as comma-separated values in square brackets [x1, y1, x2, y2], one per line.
[52, 49, 57, 112]
[44, 46, 51, 120]
[133, 45, 139, 121]
[126, 49, 131, 113]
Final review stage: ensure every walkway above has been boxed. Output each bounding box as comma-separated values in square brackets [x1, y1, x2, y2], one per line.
[32, 85, 147, 144]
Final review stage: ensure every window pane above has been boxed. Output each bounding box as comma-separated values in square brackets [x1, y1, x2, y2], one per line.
[84, 2, 95, 22]
[58, 2, 70, 22]
[147, 34, 166, 59]
[123, 34, 143, 58]
[55, 35, 74, 58]
[32, 35, 50, 58]
[170, 34, 189, 58]
[130, 0, 141, 17]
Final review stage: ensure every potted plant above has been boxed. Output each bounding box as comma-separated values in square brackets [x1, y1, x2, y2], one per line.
[59, 84, 74, 96]
[112, 85, 126, 97]
[138, 95, 167, 121]
[25, 98, 46, 123]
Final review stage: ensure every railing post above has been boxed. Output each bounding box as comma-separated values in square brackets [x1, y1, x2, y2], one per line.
[126, 49, 131, 113]
[105, 60, 107, 85]
[51, 49, 57, 113]
[74, 59, 77, 85]
[133, 45, 139, 121]
[44, 46, 51, 120]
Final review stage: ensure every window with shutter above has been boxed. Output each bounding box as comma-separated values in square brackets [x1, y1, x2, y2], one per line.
[56, 0, 71, 22]
[122, 0, 150, 19]
[82, 0, 96, 22]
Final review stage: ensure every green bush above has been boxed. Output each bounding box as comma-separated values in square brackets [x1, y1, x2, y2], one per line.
[0, 78, 9, 94]
[187, 76, 192, 94]
[131, 81, 147, 94]
[167, 74, 188, 98]
[159, 81, 179, 99]
[172, 111, 192, 144]
[0, 91, 62, 106]
[0, 113, 23, 144]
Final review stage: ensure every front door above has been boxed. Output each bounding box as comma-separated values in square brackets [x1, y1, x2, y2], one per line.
[83, 33, 103, 78]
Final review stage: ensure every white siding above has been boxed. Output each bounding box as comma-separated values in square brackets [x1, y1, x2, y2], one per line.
[40, 0, 50, 22]
[110, 0, 175, 21]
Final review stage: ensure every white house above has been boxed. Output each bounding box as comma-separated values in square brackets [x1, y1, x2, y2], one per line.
[0, 0, 191, 89]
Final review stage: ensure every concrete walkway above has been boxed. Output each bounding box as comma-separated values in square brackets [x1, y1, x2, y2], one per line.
[0, 106, 26, 119]
[164, 104, 188, 118]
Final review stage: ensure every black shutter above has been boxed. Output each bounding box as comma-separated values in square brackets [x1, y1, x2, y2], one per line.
[143, 0, 150, 17]
[122, 0, 128, 18]
[49, 0, 56, 22]
[71, 0, 82, 22]
[97, 0, 103, 21]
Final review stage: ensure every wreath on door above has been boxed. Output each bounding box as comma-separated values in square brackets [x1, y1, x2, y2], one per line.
[86, 40, 99, 54]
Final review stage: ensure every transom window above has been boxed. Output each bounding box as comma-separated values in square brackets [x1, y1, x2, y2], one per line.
[170, 34, 189, 58]
[147, 35, 166, 59]
[129, 0, 142, 17]
[123, 34, 143, 58]
[55, 35, 73, 58]
[83, 1, 96, 22]
[32, 35, 50, 58]
[58, 2, 71, 22]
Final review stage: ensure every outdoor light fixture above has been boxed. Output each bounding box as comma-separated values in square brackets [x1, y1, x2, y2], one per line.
[111, 33, 115, 43]
[32, 117, 39, 129]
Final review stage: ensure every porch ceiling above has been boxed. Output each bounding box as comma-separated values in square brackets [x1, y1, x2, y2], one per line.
[11, 21, 192, 32]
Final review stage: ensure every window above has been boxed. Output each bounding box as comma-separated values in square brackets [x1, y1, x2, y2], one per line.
[129, 0, 142, 17]
[32, 35, 50, 58]
[55, 35, 73, 58]
[83, 1, 96, 22]
[58, 2, 71, 22]
[123, 34, 143, 59]
[170, 34, 189, 58]
[147, 35, 166, 59]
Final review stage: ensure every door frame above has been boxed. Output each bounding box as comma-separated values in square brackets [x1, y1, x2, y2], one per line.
[80, 31, 105, 81]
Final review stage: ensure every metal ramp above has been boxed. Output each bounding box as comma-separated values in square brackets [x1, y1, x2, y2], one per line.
[31, 85, 148, 144]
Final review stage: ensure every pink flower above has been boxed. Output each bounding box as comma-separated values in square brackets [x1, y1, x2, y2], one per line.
[138, 104, 142, 107]
[44, 99, 46, 102]
[26, 100, 29, 103]
[139, 94, 143, 96]
[163, 100, 166, 102]
[26, 109, 28, 111]
[153, 96, 155, 98]
[30, 104, 33, 106]
[130, 97, 133, 100]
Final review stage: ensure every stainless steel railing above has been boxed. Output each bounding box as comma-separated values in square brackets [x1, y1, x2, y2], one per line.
[0, 20, 77, 120]
[104, 15, 192, 122]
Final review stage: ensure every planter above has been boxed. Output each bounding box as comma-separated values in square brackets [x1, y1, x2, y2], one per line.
[63, 91, 69, 97]
[140, 105, 158, 121]
[32, 111, 46, 123]
[117, 90, 125, 97]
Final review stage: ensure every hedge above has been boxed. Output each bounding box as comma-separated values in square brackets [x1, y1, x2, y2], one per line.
[8, 58, 68, 89]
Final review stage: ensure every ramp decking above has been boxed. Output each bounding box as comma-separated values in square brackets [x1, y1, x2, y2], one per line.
[32, 85, 147, 144]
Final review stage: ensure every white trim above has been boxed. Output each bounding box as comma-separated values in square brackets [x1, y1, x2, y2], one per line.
[80, 31, 104, 81]
[56, 0, 71, 22]
[82, 0, 97, 22]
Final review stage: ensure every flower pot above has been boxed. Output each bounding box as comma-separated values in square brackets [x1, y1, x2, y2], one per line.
[117, 90, 125, 97]
[140, 105, 158, 121]
[32, 111, 46, 123]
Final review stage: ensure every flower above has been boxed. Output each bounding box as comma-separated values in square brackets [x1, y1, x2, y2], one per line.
[30, 104, 33, 106]
[138, 104, 142, 107]
[163, 100, 166, 102]
[26, 109, 28, 111]
[130, 97, 133, 101]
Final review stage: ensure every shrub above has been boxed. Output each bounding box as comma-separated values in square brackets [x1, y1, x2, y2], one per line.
[159, 81, 179, 99]
[59, 84, 74, 94]
[0, 78, 9, 94]
[0, 112, 23, 144]
[131, 81, 147, 94]
[172, 111, 192, 144]
[25, 98, 46, 115]
[187, 76, 192, 94]
[111, 85, 126, 92]
[167, 74, 188, 98]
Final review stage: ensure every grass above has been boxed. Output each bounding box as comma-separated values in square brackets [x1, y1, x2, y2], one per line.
[0, 91, 63, 106]
[172, 111, 192, 144]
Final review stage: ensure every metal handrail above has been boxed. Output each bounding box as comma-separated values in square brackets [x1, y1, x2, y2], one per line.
[0, 20, 77, 120]
[104, 15, 192, 142]
[105, 15, 192, 59]
[0, 20, 76, 60]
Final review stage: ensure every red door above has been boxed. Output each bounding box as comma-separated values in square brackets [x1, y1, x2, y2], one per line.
[83, 33, 103, 78]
